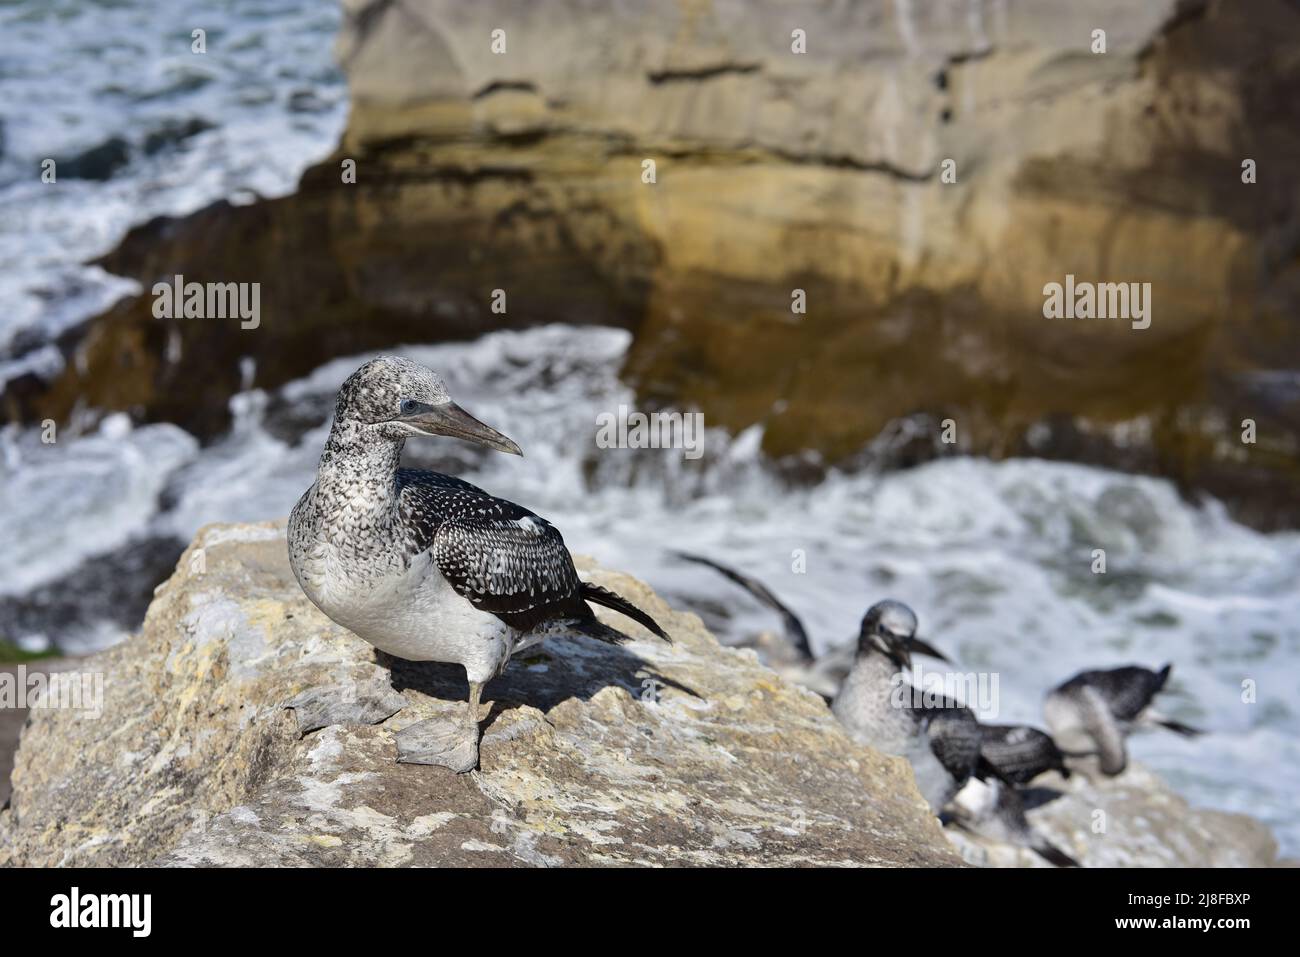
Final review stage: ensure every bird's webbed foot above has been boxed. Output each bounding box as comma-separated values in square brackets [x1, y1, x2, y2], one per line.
[395, 682, 484, 773]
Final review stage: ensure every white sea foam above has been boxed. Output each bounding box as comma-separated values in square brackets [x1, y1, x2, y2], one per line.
[0, 414, 198, 596]
[0, 0, 345, 363]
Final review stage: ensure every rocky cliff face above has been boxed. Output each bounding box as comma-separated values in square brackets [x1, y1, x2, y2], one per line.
[0, 522, 961, 867]
[9, 0, 1299, 524]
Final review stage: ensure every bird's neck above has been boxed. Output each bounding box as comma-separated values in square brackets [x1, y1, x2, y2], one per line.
[833, 649, 910, 745]
[314, 420, 405, 512]
[849, 648, 902, 687]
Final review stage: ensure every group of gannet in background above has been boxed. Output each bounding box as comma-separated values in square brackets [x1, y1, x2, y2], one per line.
[289, 356, 1202, 865]
[677, 552, 1204, 868]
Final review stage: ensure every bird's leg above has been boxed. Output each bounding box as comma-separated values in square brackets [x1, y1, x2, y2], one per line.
[394, 681, 484, 774]
[465, 681, 484, 737]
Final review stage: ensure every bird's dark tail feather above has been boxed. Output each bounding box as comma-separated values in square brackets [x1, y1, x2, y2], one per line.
[672, 550, 812, 660]
[581, 583, 670, 642]
[568, 618, 637, 646]
[1155, 662, 1173, 691]
[1033, 840, 1081, 868]
[1156, 718, 1204, 737]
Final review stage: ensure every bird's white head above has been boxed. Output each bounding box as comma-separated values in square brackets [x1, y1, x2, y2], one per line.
[333, 355, 523, 455]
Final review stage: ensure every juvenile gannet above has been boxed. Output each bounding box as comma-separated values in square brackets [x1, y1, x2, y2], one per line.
[288, 356, 668, 772]
[831, 600, 979, 813]
[677, 558, 1079, 864]
[1043, 663, 1202, 776]
[673, 552, 949, 698]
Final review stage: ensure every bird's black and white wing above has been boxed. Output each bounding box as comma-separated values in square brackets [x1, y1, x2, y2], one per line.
[1082, 665, 1170, 721]
[397, 470, 588, 633]
[979, 724, 1069, 784]
[913, 701, 983, 787]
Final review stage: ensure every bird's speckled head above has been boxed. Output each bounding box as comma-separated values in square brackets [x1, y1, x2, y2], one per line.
[335, 356, 449, 426]
[858, 599, 918, 669]
[331, 356, 521, 454]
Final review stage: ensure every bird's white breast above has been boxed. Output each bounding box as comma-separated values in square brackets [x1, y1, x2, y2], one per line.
[832, 654, 916, 754]
[292, 532, 512, 674]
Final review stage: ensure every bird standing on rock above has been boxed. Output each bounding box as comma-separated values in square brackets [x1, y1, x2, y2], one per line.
[288, 356, 668, 772]
[832, 600, 982, 813]
[827, 600, 1079, 865]
[671, 558, 977, 808]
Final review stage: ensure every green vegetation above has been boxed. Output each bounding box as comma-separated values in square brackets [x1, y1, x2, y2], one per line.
[0, 639, 59, 664]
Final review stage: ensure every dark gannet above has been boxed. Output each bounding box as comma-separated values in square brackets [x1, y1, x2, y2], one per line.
[949, 724, 1080, 867]
[288, 356, 668, 772]
[1043, 664, 1202, 776]
[671, 558, 965, 806]
[830, 627, 1081, 866]
[674, 551, 949, 697]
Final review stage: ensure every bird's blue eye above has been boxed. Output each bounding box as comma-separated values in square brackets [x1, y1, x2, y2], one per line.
[400, 399, 418, 415]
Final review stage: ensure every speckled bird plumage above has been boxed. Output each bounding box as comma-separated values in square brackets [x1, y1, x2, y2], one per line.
[676, 563, 1078, 863]
[288, 356, 666, 770]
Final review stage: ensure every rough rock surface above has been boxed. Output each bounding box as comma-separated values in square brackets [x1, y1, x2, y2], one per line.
[0, 522, 961, 867]
[8, 0, 1299, 526]
[945, 767, 1279, 868]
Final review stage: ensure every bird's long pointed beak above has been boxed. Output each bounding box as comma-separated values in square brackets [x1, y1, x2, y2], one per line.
[906, 635, 951, 663]
[405, 401, 523, 456]
[881, 633, 913, 672]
